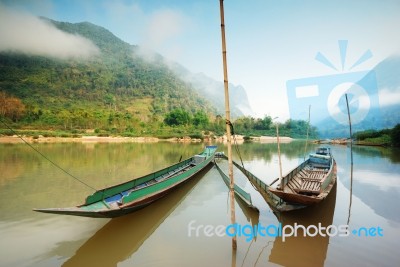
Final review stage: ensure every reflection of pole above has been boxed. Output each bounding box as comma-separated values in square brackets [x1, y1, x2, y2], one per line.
[345, 94, 353, 225]
[219, 0, 237, 250]
[231, 246, 237, 267]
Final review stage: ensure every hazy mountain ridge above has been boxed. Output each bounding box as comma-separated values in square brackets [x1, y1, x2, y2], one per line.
[166, 62, 253, 118]
[0, 18, 252, 126]
[316, 55, 400, 138]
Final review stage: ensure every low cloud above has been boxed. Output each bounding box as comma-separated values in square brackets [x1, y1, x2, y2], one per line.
[379, 88, 400, 107]
[0, 5, 99, 60]
[136, 8, 188, 62]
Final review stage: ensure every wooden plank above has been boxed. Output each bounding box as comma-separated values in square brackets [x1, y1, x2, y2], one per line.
[291, 178, 301, 188]
[286, 182, 296, 193]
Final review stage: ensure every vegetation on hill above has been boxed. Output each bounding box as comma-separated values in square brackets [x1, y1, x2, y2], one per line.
[0, 18, 316, 140]
[0, 19, 216, 130]
[353, 124, 400, 147]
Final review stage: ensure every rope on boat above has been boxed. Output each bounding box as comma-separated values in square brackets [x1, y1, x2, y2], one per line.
[0, 118, 98, 192]
[226, 119, 245, 168]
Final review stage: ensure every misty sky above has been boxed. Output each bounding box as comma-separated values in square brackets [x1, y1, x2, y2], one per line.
[1, 0, 399, 120]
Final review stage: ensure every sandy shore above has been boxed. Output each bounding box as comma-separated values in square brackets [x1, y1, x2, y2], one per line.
[254, 136, 294, 143]
[0, 135, 293, 144]
[0, 135, 212, 144]
[0, 135, 159, 143]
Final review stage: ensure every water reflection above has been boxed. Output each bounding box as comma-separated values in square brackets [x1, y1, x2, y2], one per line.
[219, 141, 317, 162]
[61, 166, 210, 267]
[333, 145, 400, 223]
[1, 142, 399, 267]
[236, 195, 259, 228]
[269, 182, 337, 267]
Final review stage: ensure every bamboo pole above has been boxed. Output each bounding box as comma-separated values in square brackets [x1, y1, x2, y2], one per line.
[345, 94, 353, 142]
[304, 105, 311, 161]
[219, 0, 237, 250]
[345, 94, 353, 225]
[276, 122, 283, 190]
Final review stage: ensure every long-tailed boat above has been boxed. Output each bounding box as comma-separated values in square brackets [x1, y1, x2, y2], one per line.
[34, 146, 217, 218]
[268, 147, 337, 206]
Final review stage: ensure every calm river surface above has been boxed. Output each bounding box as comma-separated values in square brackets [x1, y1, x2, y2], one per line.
[0, 141, 399, 267]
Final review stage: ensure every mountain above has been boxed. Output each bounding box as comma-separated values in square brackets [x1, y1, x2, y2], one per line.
[167, 62, 253, 117]
[315, 55, 400, 138]
[0, 18, 251, 131]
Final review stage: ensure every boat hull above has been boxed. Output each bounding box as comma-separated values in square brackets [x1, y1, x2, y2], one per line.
[35, 165, 213, 218]
[269, 160, 337, 206]
[34, 146, 217, 218]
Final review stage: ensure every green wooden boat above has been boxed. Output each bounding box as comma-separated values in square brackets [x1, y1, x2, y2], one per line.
[34, 146, 217, 218]
[214, 157, 258, 210]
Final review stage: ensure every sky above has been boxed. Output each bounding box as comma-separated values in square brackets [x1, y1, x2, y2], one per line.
[0, 0, 399, 121]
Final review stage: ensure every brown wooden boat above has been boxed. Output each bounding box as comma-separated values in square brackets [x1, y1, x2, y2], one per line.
[268, 147, 337, 206]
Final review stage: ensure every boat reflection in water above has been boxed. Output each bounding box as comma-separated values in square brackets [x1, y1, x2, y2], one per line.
[236, 194, 259, 229]
[62, 165, 212, 267]
[269, 181, 337, 267]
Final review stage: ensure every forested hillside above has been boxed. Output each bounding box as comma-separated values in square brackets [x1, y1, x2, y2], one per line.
[0, 18, 316, 139]
[0, 19, 216, 132]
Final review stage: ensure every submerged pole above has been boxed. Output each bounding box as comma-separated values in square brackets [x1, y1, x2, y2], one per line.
[219, 0, 237, 250]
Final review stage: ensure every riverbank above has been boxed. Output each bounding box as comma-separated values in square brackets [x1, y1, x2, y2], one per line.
[0, 135, 159, 143]
[313, 138, 392, 147]
[0, 134, 294, 144]
[0, 135, 211, 144]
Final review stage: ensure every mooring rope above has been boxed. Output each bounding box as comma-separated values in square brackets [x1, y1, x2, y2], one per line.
[226, 119, 245, 168]
[0, 118, 98, 192]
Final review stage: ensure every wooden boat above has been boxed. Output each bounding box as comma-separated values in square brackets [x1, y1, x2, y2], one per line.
[223, 156, 306, 212]
[214, 158, 259, 210]
[269, 178, 337, 266]
[268, 147, 337, 206]
[34, 146, 217, 218]
[61, 169, 206, 266]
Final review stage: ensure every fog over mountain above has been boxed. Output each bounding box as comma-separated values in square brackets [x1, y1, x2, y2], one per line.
[315, 55, 400, 138]
[0, 6, 99, 59]
[0, 12, 253, 127]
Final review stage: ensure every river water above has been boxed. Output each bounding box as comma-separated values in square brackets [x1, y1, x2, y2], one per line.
[0, 141, 399, 266]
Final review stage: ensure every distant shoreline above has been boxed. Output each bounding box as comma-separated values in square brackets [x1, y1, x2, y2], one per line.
[0, 135, 159, 144]
[313, 138, 391, 147]
[0, 135, 294, 144]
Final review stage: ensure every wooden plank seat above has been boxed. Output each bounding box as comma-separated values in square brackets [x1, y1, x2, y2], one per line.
[295, 178, 321, 194]
[301, 169, 327, 180]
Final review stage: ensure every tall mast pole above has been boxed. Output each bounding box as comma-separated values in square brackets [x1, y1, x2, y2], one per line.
[304, 105, 311, 161]
[219, 0, 237, 250]
[345, 94, 353, 225]
[276, 122, 283, 190]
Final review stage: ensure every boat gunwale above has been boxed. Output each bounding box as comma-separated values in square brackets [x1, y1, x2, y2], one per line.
[119, 152, 215, 206]
[269, 159, 337, 205]
[84, 146, 217, 206]
[34, 146, 217, 217]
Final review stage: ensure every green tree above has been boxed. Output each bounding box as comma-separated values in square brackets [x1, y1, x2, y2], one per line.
[254, 115, 272, 130]
[164, 109, 191, 126]
[193, 111, 209, 128]
[391, 124, 400, 147]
